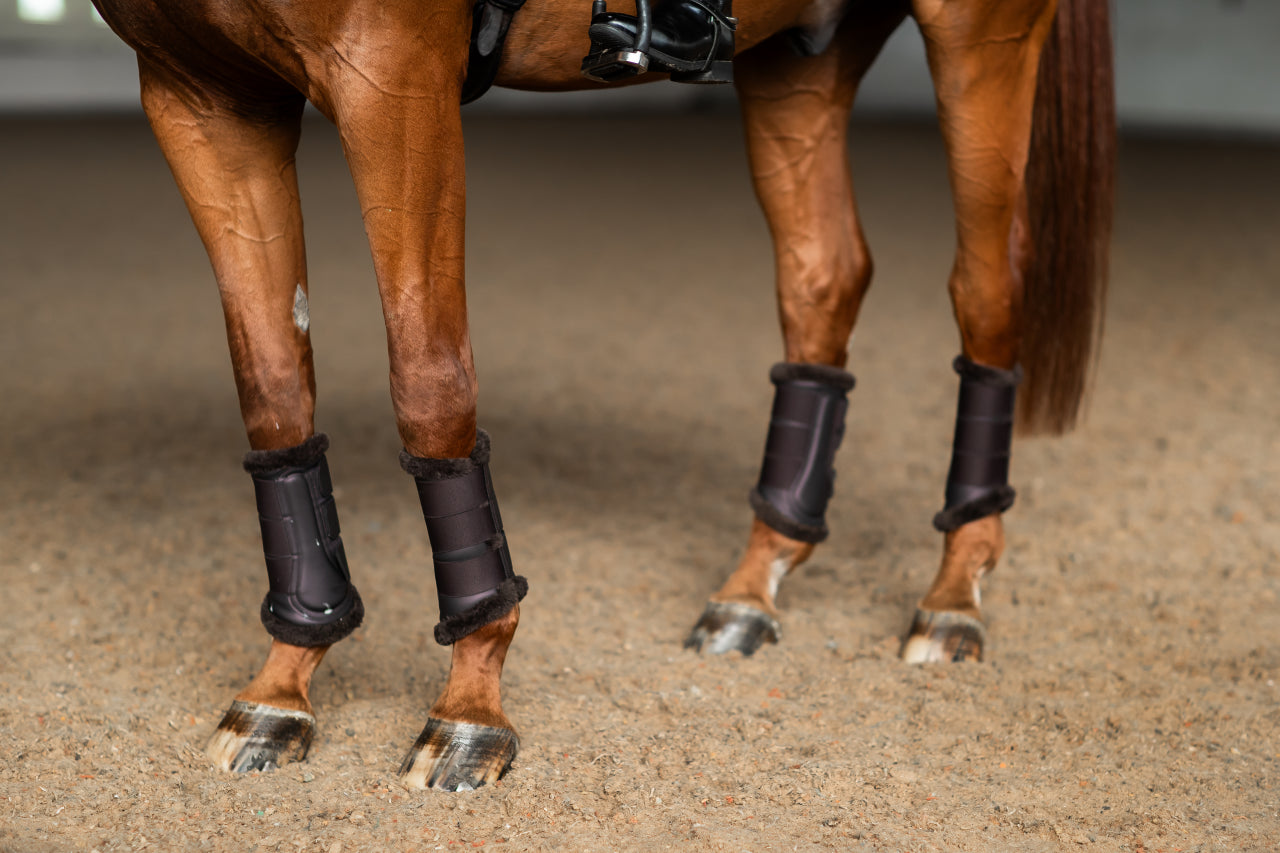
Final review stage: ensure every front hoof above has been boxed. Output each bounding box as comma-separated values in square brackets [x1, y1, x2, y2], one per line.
[684, 601, 780, 656]
[398, 717, 518, 791]
[206, 700, 315, 773]
[899, 609, 986, 663]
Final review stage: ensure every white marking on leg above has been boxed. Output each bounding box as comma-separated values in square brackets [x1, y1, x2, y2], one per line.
[768, 557, 790, 600]
[292, 284, 310, 333]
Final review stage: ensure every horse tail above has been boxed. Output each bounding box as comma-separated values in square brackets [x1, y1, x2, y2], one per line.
[1016, 0, 1117, 435]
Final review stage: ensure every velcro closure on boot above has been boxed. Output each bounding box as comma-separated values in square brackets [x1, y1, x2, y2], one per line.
[401, 430, 527, 644]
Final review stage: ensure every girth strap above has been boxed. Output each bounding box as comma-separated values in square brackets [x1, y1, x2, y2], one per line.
[461, 0, 528, 105]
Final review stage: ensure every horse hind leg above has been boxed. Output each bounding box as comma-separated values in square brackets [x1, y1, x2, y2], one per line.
[137, 60, 347, 770]
[899, 0, 1057, 663]
[685, 6, 907, 655]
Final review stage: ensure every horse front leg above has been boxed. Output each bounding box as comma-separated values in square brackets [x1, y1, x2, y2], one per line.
[137, 62, 360, 771]
[899, 0, 1058, 662]
[686, 8, 906, 655]
[328, 38, 524, 790]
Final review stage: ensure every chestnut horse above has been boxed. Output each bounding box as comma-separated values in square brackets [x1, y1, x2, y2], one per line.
[90, 0, 1114, 790]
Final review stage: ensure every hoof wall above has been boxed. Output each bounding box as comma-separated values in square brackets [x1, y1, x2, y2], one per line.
[206, 700, 315, 773]
[684, 601, 780, 656]
[398, 718, 517, 791]
[899, 609, 986, 663]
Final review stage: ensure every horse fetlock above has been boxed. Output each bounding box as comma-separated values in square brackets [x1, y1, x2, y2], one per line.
[949, 508, 1007, 569]
[428, 675, 514, 734]
[921, 515, 1004, 616]
[692, 515, 816, 656]
[711, 519, 814, 613]
[440, 606, 521, 700]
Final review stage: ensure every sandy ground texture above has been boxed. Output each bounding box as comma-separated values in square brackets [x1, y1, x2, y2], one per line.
[1, 112, 1278, 852]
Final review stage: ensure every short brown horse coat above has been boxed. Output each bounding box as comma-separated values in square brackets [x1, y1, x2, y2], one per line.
[89, 0, 1113, 788]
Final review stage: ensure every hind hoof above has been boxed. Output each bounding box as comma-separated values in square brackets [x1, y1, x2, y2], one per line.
[899, 609, 986, 663]
[398, 717, 518, 791]
[684, 601, 780, 656]
[206, 700, 315, 773]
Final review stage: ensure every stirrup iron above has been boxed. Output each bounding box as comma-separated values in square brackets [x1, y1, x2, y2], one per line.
[581, 0, 736, 84]
[582, 0, 653, 82]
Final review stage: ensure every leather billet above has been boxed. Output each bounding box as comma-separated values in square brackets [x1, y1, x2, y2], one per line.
[749, 362, 855, 544]
[932, 356, 1021, 532]
[400, 430, 528, 645]
[244, 433, 364, 647]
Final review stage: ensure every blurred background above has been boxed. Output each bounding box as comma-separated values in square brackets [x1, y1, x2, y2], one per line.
[1, 0, 1278, 133]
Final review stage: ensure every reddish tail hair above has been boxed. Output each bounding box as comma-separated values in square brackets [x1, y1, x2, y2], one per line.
[1017, 0, 1116, 435]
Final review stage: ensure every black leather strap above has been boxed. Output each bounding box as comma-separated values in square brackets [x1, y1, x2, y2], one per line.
[750, 363, 854, 543]
[461, 0, 526, 105]
[401, 430, 527, 643]
[664, 0, 737, 29]
[933, 356, 1021, 532]
[245, 436, 362, 646]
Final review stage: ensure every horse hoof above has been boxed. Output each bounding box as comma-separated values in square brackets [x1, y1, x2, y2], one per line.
[684, 601, 780, 656]
[899, 609, 986, 663]
[398, 717, 518, 791]
[206, 700, 315, 773]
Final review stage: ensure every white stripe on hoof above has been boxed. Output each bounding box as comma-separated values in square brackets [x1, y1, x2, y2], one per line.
[398, 717, 518, 791]
[899, 609, 987, 664]
[684, 601, 781, 656]
[206, 700, 316, 773]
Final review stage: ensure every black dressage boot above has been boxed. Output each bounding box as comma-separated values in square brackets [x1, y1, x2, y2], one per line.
[581, 0, 736, 83]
